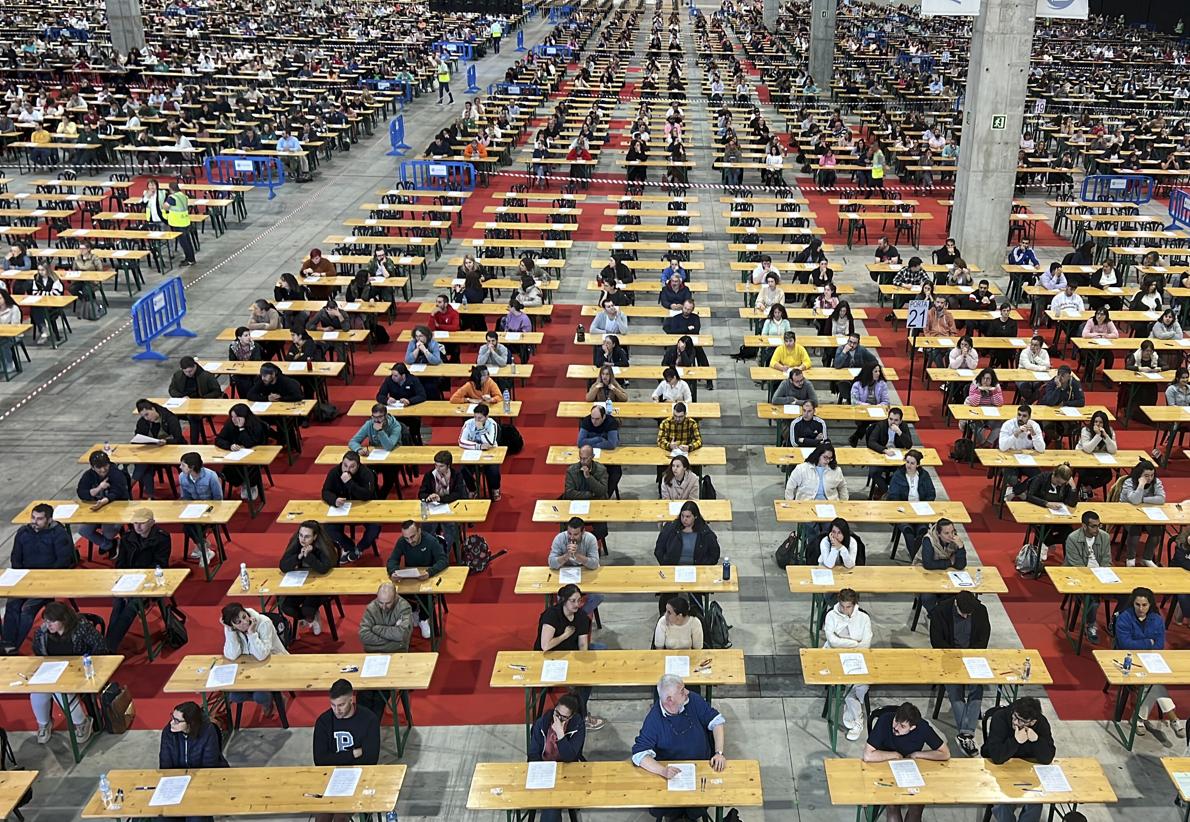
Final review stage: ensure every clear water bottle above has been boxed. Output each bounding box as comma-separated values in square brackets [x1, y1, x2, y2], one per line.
[102, 439, 112, 454]
[975, 567, 982, 586]
[604, 398, 614, 416]
[1122, 653, 1133, 675]
[502, 389, 511, 414]
[239, 563, 251, 592]
[82, 654, 94, 679]
[99, 773, 112, 808]
[154, 565, 165, 588]
[1023, 656, 1031, 681]
[510, 361, 517, 375]
[420, 498, 429, 520]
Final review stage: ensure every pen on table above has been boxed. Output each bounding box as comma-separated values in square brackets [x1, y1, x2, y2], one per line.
[203, 505, 214, 515]
[551, 505, 558, 513]
[700, 777, 706, 792]
[509, 664, 527, 671]
[436, 577, 443, 586]
[134, 786, 156, 791]
[875, 780, 894, 788]
[659, 570, 666, 579]
[303, 792, 324, 799]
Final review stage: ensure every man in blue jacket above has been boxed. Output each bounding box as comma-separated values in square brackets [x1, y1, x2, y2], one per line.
[631, 675, 727, 820]
[3, 503, 75, 651]
[76, 450, 130, 557]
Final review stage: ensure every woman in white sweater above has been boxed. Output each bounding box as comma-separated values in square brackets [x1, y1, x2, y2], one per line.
[822, 588, 873, 740]
[653, 595, 704, 650]
[221, 603, 288, 716]
[785, 443, 848, 501]
[652, 367, 693, 403]
[816, 517, 861, 569]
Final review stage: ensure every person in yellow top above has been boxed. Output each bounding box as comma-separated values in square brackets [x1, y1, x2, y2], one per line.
[436, 56, 454, 105]
[164, 180, 196, 266]
[449, 365, 501, 404]
[768, 330, 812, 373]
[29, 121, 54, 167]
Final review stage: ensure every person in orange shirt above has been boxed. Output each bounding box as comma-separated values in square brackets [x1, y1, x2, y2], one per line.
[450, 365, 502, 405]
[463, 137, 488, 159]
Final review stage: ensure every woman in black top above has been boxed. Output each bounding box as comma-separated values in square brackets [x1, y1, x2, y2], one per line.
[534, 585, 602, 728]
[278, 521, 339, 635]
[214, 403, 268, 500]
[273, 272, 309, 303]
[30, 602, 105, 744]
[593, 334, 629, 369]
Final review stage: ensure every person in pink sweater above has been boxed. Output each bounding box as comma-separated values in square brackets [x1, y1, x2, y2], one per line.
[963, 367, 1004, 446]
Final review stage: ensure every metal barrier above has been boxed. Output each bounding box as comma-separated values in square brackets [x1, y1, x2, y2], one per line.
[487, 83, 544, 98]
[465, 64, 480, 94]
[533, 44, 574, 60]
[387, 116, 412, 158]
[515, 30, 527, 52]
[365, 78, 414, 110]
[434, 41, 476, 61]
[130, 277, 196, 361]
[399, 160, 478, 191]
[1168, 189, 1190, 232]
[204, 155, 285, 200]
[1080, 174, 1156, 204]
[549, 4, 574, 22]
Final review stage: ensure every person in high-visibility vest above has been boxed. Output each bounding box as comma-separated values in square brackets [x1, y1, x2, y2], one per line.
[165, 180, 196, 266]
[436, 56, 454, 105]
[490, 20, 503, 54]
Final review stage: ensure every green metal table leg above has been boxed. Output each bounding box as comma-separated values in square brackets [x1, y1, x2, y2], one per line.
[827, 684, 843, 753]
[1109, 683, 1150, 751]
[810, 593, 825, 647]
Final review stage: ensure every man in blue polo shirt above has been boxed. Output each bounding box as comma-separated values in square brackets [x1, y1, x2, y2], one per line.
[631, 675, 727, 820]
[862, 701, 951, 822]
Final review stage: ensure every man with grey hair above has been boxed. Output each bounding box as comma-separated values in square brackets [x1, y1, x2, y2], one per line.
[631, 675, 727, 819]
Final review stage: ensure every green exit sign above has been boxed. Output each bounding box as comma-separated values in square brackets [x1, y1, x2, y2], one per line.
[991, 115, 1007, 130]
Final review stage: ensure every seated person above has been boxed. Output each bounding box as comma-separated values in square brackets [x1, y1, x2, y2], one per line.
[862, 701, 950, 822]
[387, 521, 449, 641]
[221, 603, 288, 719]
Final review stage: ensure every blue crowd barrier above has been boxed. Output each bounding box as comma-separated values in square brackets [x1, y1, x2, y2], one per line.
[487, 82, 543, 98]
[435, 41, 476, 61]
[204, 155, 285, 200]
[365, 78, 414, 109]
[1168, 188, 1190, 232]
[515, 30, 527, 52]
[465, 64, 480, 94]
[1080, 174, 1155, 204]
[399, 160, 477, 191]
[387, 115, 412, 157]
[533, 44, 573, 59]
[130, 277, 196, 361]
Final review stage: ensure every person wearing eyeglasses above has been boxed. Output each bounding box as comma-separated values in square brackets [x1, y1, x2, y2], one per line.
[981, 697, 1055, 822]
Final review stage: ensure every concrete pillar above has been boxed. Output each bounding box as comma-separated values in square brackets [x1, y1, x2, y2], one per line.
[949, 0, 1036, 276]
[808, 0, 836, 93]
[105, 0, 146, 55]
[762, 0, 779, 31]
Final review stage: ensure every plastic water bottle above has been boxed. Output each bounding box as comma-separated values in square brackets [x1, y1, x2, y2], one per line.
[974, 567, 982, 586]
[502, 389, 511, 414]
[1122, 653, 1133, 675]
[1023, 656, 1031, 681]
[154, 565, 165, 588]
[102, 439, 111, 454]
[99, 774, 112, 808]
[604, 398, 614, 416]
[576, 324, 585, 342]
[420, 499, 429, 520]
[510, 361, 517, 376]
[386, 811, 398, 822]
[239, 563, 251, 592]
[82, 654, 94, 679]
[722, 557, 731, 581]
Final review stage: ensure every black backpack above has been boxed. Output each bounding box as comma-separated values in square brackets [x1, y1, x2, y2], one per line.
[498, 421, 524, 454]
[371, 324, 391, 345]
[265, 611, 293, 649]
[311, 402, 341, 423]
[461, 534, 507, 573]
[699, 600, 732, 649]
[699, 475, 717, 500]
[161, 602, 188, 649]
[773, 532, 798, 568]
[950, 437, 975, 463]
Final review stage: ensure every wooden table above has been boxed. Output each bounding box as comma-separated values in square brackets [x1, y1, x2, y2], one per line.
[349, 399, 522, 419]
[1046, 566, 1190, 655]
[545, 445, 727, 467]
[81, 765, 405, 819]
[788, 564, 1004, 646]
[1140, 406, 1190, 465]
[1010, 501, 1190, 548]
[1161, 758, 1190, 822]
[824, 757, 1115, 822]
[1, 568, 188, 660]
[556, 401, 720, 420]
[467, 760, 762, 822]
[803, 648, 1049, 752]
[1093, 649, 1190, 751]
[766, 446, 941, 469]
[315, 444, 507, 467]
[573, 333, 716, 348]
[277, 499, 489, 526]
[0, 655, 122, 763]
[492, 649, 744, 746]
[147, 398, 313, 464]
[165, 653, 436, 755]
[0, 772, 36, 819]
[230, 566, 469, 651]
[532, 499, 732, 523]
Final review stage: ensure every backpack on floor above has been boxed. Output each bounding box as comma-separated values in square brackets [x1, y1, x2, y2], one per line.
[497, 421, 523, 454]
[311, 402, 341, 423]
[99, 682, 136, 734]
[370, 324, 391, 345]
[949, 437, 975, 463]
[1014, 543, 1042, 578]
[699, 474, 717, 500]
[773, 531, 799, 569]
[265, 611, 293, 649]
[461, 534, 508, 573]
[698, 600, 733, 649]
[161, 603, 188, 649]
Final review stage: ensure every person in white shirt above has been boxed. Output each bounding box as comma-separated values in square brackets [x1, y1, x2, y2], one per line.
[652, 367, 692, 403]
[1048, 283, 1085, 315]
[1000, 405, 1046, 501]
[822, 588, 873, 741]
[1017, 336, 1051, 403]
[750, 255, 779, 285]
[221, 603, 288, 716]
[817, 517, 860, 569]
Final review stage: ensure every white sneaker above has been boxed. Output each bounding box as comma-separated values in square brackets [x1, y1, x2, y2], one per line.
[311, 615, 323, 636]
[419, 619, 431, 639]
[1143, 559, 1159, 568]
[74, 717, 93, 745]
[203, 548, 217, 565]
[1003, 488, 1015, 502]
[239, 487, 249, 500]
[846, 725, 861, 741]
[36, 723, 51, 743]
[189, 539, 208, 559]
[1126, 558, 1137, 567]
[249, 485, 259, 501]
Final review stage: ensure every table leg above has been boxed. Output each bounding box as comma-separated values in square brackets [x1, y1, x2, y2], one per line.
[1109, 683, 1150, 751]
[1163, 422, 1177, 467]
[524, 687, 535, 751]
[430, 594, 443, 651]
[826, 684, 843, 753]
[809, 593, 825, 647]
[387, 688, 414, 757]
[136, 599, 160, 661]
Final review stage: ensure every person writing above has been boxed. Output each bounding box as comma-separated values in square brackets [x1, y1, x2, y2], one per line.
[278, 521, 339, 637]
[387, 521, 449, 641]
[862, 702, 950, 822]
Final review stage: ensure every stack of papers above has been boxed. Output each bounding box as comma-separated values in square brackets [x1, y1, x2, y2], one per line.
[525, 761, 557, 790]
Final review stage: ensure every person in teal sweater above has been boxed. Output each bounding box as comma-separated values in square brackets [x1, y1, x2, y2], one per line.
[387, 521, 449, 640]
[349, 403, 405, 499]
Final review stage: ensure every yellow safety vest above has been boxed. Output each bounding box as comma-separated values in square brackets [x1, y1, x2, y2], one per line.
[165, 191, 191, 228]
[437, 64, 451, 83]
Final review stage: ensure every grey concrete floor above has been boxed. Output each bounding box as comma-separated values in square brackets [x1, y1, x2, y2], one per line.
[0, 7, 1184, 822]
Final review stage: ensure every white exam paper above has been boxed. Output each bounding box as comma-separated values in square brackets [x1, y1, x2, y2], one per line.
[426, 503, 451, 516]
[52, 503, 79, 519]
[179, 503, 209, 519]
[981, 406, 1000, 417]
[910, 502, 935, 516]
[460, 449, 482, 462]
[249, 401, 272, 414]
[669, 501, 684, 516]
[815, 504, 837, 518]
[667, 763, 696, 792]
[1059, 406, 1081, 416]
[279, 570, 309, 587]
[1034, 764, 1071, 794]
[365, 449, 390, 461]
[327, 502, 352, 517]
[1172, 772, 1190, 798]
[29, 660, 68, 685]
[1014, 454, 1037, 466]
[205, 663, 238, 689]
[1091, 567, 1121, 584]
[361, 655, 391, 678]
[1138, 652, 1172, 674]
[811, 569, 835, 585]
[540, 660, 569, 682]
[889, 760, 924, 788]
[558, 567, 582, 584]
[111, 573, 146, 593]
[148, 775, 191, 807]
[163, 398, 186, 408]
[1094, 453, 1116, 464]
[324, 767, 362, 798]
[840, 653, 868, 676]
[287, 361, 306, 371]
[525, 760, 557, 790]
[0, 568, 29, 586]
[665, 655, 691, 677]
[222, 448, 254, 462]
[568, 501, 590, 516]
[949, 571, 974, 587]
[674, 566, 697, 583]
[963, 656, 994, 679]
[1143, 506, 1170, 521]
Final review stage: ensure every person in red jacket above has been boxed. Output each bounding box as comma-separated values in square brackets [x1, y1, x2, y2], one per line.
[428, 293, 461, 363]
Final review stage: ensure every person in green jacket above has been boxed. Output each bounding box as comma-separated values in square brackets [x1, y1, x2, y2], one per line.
[387, 521, 449, 639]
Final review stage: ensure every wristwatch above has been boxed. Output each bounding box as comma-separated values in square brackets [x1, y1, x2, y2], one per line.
[714, 750, 723, 756]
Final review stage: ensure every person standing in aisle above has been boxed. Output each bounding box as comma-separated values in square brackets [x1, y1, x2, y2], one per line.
[436, 55, 454, 105]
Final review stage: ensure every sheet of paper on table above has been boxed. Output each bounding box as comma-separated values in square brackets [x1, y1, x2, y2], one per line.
[324, 767, 362, 798]
[148, 775, 191, 807]
[540, 660, 569, 682]
[665, 656, 691, 677]
[525, 760, 557, 790]
[667, 763, 696, 792]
